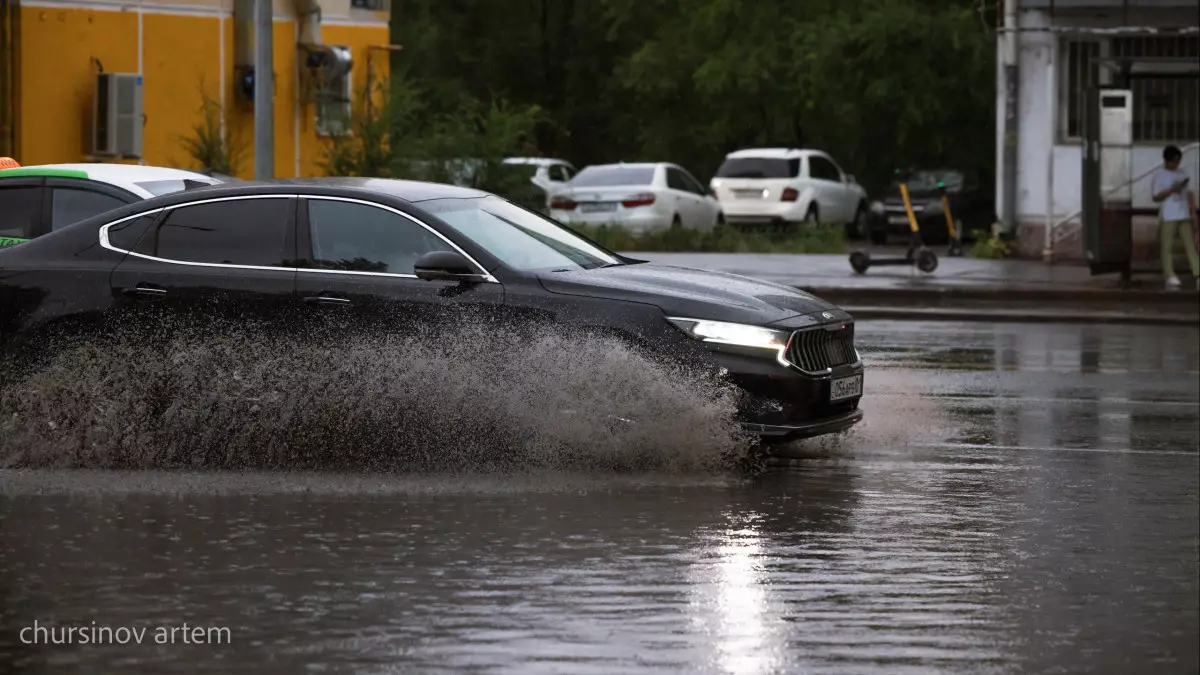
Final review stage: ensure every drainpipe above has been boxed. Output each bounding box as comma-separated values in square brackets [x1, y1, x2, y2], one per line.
[0, 0, 13, 157]
[1001, 0, 1020, 236]
[1043, 40, 1055, 262]
[253, 0, 273, 179]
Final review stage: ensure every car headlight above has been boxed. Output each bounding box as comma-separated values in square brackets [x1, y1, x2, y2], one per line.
[666, 317, 790, 351]
[869, 200, 885, 215]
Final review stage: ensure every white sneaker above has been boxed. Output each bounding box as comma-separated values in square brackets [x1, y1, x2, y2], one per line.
[1165, 275, 1181, 289]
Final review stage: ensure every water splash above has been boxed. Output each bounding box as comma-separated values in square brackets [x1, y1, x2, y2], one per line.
[0, 322, 752, 473]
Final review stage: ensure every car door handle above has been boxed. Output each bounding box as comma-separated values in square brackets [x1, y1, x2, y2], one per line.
[303, 295, 351, 306]
[121, 285, 168, 298]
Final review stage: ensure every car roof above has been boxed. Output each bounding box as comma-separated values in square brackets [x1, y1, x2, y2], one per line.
[503, 157, 571, 167]
[0, 163, 222, 197]
[98, 177, 490, 209]
[578, 162, 662, 171]
[724, 148, 815, 159]
[250, 177, 489, 201]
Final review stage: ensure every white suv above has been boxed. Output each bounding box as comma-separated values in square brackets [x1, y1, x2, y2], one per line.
[709, 148, 869, 233]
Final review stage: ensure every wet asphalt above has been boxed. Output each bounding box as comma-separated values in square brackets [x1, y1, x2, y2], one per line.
[1, 320, 1197, 675]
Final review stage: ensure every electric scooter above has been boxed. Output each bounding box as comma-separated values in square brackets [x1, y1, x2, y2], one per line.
[849, 169, 941, 274]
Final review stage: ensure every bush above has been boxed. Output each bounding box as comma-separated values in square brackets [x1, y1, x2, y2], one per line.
[568, 222, 845, 254]
[969, 229, 1012, 259]
[320, 76, 544, 203]
[178, 79, 248, 177]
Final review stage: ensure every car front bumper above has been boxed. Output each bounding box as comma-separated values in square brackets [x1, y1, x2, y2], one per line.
[701, 342, 865, 443]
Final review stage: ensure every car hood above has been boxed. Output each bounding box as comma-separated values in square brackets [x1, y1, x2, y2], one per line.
[537, 263, 841, 326]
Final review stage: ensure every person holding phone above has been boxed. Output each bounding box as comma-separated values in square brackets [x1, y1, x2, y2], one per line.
[1151, 144, 1199, 289]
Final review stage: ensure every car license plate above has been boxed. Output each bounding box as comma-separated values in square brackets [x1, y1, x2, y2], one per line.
[580, 202, 617, 213]
[829, 374, 863, 402]
[888, 215, 910, 225]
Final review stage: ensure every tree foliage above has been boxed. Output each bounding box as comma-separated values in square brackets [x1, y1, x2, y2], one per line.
[373, 0, 995, 196]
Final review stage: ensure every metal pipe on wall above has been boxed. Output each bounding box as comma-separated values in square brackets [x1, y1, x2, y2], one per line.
[1001, 0, 1020, 235]
[1043, 42, 1055, 262]
[0, 0, 13, 157]
[253, 0, 273, 179]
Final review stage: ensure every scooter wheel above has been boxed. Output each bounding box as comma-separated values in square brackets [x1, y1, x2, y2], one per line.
[849, 250, 871, 274]
[916, 248, 939, 273]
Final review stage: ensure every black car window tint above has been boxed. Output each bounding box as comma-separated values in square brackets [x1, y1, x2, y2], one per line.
[51, 188, 128, 230]
[809, 157, 837, 181]
[307, 200, 449, 274]
[680, 170, 706, 195]
[136, 198, 290, 266]
[0, 186, 42, 239]
[666, 168, 689, 191]
[107, 214, 158, 251]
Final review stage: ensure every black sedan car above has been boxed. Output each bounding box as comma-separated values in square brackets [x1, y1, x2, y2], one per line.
[0, 178, 864, 443]
[866, 168, 995, 245]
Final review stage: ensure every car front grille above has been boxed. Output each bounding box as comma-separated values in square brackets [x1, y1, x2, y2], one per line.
[785, 323, 857, 373]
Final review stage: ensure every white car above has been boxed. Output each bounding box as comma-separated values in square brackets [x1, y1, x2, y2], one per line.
[709, 148, 869, 233]
[1, 162, 225, 245]
[549, 162, 722, 233]
[502, 157, 576, 194]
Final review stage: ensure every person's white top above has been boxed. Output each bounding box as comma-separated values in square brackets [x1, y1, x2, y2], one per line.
[1152, 168, 1192, 222]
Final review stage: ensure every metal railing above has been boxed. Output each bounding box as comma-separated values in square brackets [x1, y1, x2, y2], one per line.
[1050, 141, 1199, 247]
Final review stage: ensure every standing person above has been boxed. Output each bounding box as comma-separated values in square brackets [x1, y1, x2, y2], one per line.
[1151, 145, 1199, 290]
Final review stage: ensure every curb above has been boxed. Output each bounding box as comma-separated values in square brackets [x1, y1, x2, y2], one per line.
[842, 305, 1199, 326]
[798, 285, 1200, 306]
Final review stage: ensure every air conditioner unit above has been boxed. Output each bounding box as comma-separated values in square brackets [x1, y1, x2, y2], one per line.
[93, 73, 143, 158]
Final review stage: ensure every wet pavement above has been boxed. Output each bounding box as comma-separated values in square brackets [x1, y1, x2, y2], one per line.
[623, 251, 1200, 300]
[1, 321, 1198, 675]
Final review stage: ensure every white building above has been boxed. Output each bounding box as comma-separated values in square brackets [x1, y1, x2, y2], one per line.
[997, 0, 1199, 261]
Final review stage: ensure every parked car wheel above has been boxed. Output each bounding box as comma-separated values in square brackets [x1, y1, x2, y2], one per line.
[846, 204, 868, 240]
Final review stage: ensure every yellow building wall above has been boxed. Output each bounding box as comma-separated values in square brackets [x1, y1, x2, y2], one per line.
[17, 3, 388, 178]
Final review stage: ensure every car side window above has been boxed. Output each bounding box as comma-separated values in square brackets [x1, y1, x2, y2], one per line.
[551, 165, 570, 183]
[0, 186, 42, 239]
[135, 198, 291, 267]
[559, 166, 575, 181]
[679, 170, 707, 195]
[808, 157, 840, 182]
[306, 199, 449, 275]
[107, 214, 159, 251]
[666, 168, 691, 192]
[51, 188, 129, 230]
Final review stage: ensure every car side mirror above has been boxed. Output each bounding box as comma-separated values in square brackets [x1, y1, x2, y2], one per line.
[414, 250, 488, 283]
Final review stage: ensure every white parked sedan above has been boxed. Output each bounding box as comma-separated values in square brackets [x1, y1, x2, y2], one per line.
[709, 148, 869, 233]
[548, 162, 722, 233]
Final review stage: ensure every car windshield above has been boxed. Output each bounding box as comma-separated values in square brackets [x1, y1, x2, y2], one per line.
[135, 178, 220, 197]
[425, 196, 623, 272]
[897, 170, 966, 193]
[714, 157, 800, 179]
[569, 165, 654, 187]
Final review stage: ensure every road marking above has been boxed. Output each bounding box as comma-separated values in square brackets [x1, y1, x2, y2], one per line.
[916, 442, 1198, 457]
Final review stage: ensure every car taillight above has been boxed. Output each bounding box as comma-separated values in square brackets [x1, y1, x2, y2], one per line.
[550, 196, 577, 210]
[621, 192, 656, 208]
[781, 188, 799, 202]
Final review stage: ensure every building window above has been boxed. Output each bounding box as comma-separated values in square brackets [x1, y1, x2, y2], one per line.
[1060, 34, 1200, 144]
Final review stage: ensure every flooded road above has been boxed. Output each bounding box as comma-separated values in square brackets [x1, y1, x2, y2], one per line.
[2, 321, 1198, 675]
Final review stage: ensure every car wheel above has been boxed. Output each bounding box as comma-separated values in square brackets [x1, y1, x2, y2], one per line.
[846, 205, 868, 239]
[804, 206, 819, 225]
